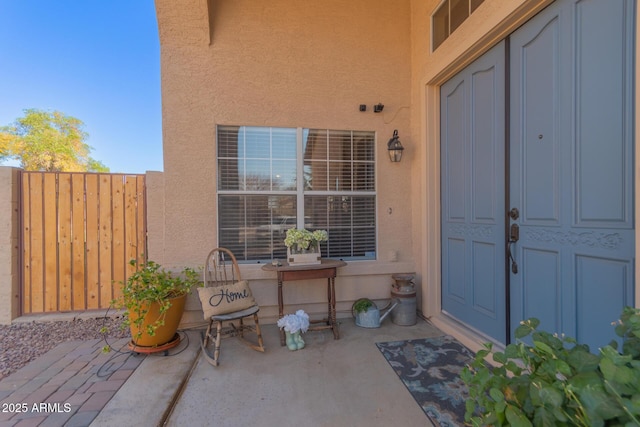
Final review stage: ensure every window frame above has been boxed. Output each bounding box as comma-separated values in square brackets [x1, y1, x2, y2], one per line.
[432, 0, 485, 51]
[216, 125, 377, 263]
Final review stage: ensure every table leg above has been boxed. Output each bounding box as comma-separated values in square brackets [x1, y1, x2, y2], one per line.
[326, 278, 331, 326]
[278, 278, 285, 346]
[330, 276, 339, 339]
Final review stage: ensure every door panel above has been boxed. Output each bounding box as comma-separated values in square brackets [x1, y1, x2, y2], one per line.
[441, 41, 506, 343]
[521, 247, 560, 323]
[509, 0, 635, 351]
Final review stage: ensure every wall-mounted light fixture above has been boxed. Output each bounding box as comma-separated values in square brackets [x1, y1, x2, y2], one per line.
[387, 130, 404, 162]
[373, 103, 384, 113]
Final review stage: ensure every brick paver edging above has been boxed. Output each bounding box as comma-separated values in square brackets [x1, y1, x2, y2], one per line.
[0, 338, 145, 427]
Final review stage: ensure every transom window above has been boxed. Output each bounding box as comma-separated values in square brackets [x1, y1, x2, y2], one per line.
[432, 0, 485, 50]
[217, 126, 376, 262]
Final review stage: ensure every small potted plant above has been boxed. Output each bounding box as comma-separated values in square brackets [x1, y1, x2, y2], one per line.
[277, 310, 310, 350]
[284, 228, 328, 265]
[104, 259, 200, 352]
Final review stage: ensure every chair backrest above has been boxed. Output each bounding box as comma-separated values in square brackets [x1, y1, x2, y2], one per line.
[204, 248, 241, 288]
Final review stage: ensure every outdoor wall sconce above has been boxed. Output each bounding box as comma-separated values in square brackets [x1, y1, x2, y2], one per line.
[373, 103, 384, 113]
[387, 130, 404, 162]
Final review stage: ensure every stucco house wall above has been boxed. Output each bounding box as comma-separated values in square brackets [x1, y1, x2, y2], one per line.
[154, 0, 640, 348]
[154, 0, 416, 325]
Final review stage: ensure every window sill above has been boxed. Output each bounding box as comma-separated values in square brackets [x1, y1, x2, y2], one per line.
[241, 259, 415, 280]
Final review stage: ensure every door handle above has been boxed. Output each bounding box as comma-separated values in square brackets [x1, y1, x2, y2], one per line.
[509, 223, 519, 242]
[507, 223, 519, 274]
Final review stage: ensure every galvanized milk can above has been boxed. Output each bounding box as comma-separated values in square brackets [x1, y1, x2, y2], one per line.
[390, 273, 417, 326]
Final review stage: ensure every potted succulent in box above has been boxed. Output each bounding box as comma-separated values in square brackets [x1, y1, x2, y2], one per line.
[284, 228, 328, 265]
[103, 259, 200, 353]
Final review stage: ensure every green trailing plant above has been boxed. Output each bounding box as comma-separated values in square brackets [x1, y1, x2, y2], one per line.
[101, 259, 200, 352]
[461, 306, 640, 427]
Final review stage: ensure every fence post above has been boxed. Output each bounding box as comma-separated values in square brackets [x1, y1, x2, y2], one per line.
[0, 167, 21, 324]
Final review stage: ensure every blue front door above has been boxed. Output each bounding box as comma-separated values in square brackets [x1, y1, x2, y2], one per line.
[441, 0, 635, 348]
[440, 41, 506, 343]
[509, 0, 635, 350]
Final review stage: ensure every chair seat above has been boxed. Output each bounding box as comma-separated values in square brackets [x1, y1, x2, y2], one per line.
[211, 304, 260, 321]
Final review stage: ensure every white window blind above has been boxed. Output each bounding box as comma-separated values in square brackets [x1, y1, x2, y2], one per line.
[217, 125, 376, 262]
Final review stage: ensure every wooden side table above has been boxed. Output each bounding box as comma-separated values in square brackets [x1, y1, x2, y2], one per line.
[261, 259, 347, 346]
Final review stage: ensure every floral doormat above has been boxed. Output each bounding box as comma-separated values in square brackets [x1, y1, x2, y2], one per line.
[376, 335, 474, 427]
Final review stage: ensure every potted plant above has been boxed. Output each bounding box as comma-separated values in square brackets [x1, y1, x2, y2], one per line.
[104, 259, 200, 352]
[277, 310, 310, 351]
[284, 228, 328, 265]
[461, 306, 640, 427]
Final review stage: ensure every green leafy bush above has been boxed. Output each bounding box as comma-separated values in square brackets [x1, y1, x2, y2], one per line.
[461, 307, 640, 427]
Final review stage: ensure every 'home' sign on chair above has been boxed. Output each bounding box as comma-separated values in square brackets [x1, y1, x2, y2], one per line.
[198, 248, 265, 366]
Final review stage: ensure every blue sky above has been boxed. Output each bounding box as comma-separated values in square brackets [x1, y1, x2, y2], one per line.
[0, 1, 163, 173]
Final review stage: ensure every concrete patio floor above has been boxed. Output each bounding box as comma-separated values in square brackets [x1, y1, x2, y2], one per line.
[97, 316, 444, 426]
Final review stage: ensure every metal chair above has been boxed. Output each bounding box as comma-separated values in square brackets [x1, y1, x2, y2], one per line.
[200, 248, 265, 366]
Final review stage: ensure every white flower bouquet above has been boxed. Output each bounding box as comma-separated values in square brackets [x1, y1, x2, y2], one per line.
[277, 309, 310, 333]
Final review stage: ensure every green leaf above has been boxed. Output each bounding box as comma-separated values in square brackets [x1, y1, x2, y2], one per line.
[533, 340, 555, 356]
[505, 360, 523, 376]
[516, 324, 533, 339]
[465, 398, 477, 420]
[568, 347, 601, 373]
[538, 386, 564, 407]
[569, 372, 602, 389]
[579, 385, 625, 421]
[490, 387, 505, 402]
[533, 407, 559, 427]
[505, 405, 533, 427]
[494, 351, 507, 364]
[505, 343, 521, 359]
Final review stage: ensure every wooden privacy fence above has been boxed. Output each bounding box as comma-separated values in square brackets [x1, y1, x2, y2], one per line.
[21, 172, 147, 314]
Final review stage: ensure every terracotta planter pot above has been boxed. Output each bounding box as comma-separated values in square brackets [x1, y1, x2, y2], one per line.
[128, 294, 187, 347]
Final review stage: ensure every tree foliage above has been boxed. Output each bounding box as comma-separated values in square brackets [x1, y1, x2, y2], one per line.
[0, 109, 109, 172]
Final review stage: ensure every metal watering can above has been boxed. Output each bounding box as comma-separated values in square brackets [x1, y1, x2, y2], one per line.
[352, 298, 399, 328]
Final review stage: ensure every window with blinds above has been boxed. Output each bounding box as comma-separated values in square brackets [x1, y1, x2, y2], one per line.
[217, 126, 376, 262]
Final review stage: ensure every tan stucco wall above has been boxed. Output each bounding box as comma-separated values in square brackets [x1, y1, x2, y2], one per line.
[0, 167, 21, 324]
[155, 0, 416, 324]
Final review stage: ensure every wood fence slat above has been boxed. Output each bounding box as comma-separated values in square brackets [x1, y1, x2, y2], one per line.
[124, 176, 138, 278]
[99, 175, 113, 307]
[136, 177, 146, 265]
[85, 174, 100, 309]
[111, 176, 125, 301]
[21, 173, 32, 314]
[43, 173, 58, 312]
[29, 173, 45, 313]
[57, 174, 72, 311]
[72, 174, 87, 310]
